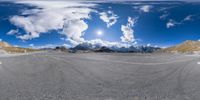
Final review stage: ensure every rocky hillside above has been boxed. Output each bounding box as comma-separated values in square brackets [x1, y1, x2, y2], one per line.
[0, 41, 38, 53]
[163, 40, 200, 53]
[0, 41, 11, 47]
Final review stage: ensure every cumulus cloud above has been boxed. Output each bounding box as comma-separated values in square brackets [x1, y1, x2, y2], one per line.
[120, 17, 136, 42]
[99, 10, 119, 28]
[62, 19, 88, 44]
[9, 1, 96, 41]
[8, 0, 138, 47]
[140, 5, 152, 13]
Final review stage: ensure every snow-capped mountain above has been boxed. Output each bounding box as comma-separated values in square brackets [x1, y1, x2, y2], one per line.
[70, 43, 160, 53]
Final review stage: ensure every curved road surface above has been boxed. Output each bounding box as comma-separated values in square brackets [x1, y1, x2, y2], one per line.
[0, 51, 200, 100]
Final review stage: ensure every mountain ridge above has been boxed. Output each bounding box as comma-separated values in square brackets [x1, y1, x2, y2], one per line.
[163, 40, 200, 53]
[70, 43, 161, 53]
[0, 41, 39, 54]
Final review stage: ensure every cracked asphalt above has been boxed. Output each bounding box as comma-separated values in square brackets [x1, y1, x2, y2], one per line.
[0, 51, 200, 100]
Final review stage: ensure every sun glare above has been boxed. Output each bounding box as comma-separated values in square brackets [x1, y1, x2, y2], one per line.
[96, 30, 103, 36]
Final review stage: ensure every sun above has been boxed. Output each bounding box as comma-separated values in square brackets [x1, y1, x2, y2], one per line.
[96, 30, 103, 36]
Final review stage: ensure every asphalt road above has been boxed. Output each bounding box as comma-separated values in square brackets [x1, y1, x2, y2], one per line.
[0, 51, 200, 100]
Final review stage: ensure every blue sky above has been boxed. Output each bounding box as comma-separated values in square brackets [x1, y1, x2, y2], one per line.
[0, 0, 200, 48]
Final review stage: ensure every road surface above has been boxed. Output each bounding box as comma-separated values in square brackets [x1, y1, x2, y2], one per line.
[0, 51, 200, 100]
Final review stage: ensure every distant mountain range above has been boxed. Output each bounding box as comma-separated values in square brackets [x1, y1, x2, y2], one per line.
[70, 40, 200, 53]
[1, 40, 200, 54]
[70, 43, 161, 53]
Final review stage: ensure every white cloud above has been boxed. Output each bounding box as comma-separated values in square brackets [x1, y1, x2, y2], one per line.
[63, 44, 71, 48]
[0, 39, 2, 42]
[29, 44, 56, 49]
[160, 13, 168, 20]
[9, 1, 96, 41]
[166, 15, 194, 28]
[140, 5, 152, 13]
[62, 19, 88, 43]
[99, 10, 119, 28]
[6, 29, 19, 35]
[147, 43, 151, 47]
[21, 9, 41, 15]
[120, 17, 136, 42]
[29, 44, 34, 47]
[29, 43, 71, 49]
[14, 1, 96, 9]
[183, 15, 194, 21]
[8, 0, 138, 47]
[60, 37, 67, 41]
[166, 19, 177, 28]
